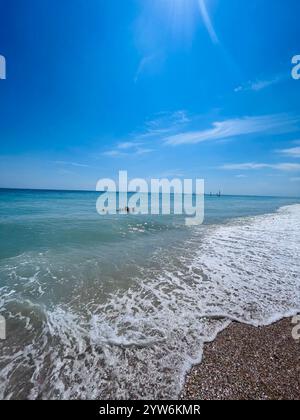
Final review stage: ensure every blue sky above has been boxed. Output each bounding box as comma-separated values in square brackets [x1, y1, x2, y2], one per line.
[0, 0, 300, 196]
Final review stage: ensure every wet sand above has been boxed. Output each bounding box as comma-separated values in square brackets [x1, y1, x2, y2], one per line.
[182, 317, 300, 400]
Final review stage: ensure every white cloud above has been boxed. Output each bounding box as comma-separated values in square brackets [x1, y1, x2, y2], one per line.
[102, 150, 123, 158]
[277, 146, 300, 158]
[221, 162, 300, 172]
[54, 161, 89, 168]
[141, 110, 190, 139]
[164, 114, 299, 146]
[234, 75, 283, 93]
[135, 147, 155, 156]
[102, 112, 186, 157]
[104, 110, 190, 157]
[103, 141, 154, 158]
[117, 142, 143, 150]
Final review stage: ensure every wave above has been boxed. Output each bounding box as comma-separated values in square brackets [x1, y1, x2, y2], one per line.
[0, 204, 299, 399]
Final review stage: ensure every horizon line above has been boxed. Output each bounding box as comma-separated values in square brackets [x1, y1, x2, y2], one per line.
[0, 187, 299, 200]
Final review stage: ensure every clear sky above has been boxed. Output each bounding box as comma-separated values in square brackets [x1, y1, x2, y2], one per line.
[0, 0, 300, 196]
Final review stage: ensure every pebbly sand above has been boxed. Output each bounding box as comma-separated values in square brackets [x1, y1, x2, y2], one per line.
[182, 317, 300, 400]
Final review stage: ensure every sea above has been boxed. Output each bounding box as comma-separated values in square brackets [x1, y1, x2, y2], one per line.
[0, 189, 299, 399]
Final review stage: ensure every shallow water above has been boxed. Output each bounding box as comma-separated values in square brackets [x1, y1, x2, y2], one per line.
[0, 190, 299, 399]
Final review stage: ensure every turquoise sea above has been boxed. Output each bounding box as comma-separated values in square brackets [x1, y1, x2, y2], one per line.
[0, 189, 300, 399]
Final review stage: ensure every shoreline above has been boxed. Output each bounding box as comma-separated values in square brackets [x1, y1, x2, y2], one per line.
[181, 317, 300, 400]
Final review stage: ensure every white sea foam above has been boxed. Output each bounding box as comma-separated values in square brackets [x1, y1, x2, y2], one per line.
[0, 204, 299, 399]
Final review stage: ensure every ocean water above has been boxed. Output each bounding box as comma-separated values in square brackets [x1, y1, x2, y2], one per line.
[0, 189, 299, 399]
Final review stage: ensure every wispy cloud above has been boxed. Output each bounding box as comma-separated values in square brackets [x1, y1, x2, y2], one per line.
[102, 150, 123, 158]
[140, 110, 190, 138]
[54, 161, 89, 168]
[198, 0, 219, 44]
[277, 146, 300, 158]
[117, 142, 143, 150]
[134, 54, 157, 83]
[164, 114, 299, 146]
[103, 111, 190, 157]
[103, 142, 154, 158]
[221, 162, 300, 172]
[128, 110, 190, 142]
[234, 75, 283, 93]
[134, 147, 155, 156]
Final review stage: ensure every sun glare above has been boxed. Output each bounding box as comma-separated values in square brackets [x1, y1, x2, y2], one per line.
[198, 0, 219, 44]
[153, 0, 219, 44]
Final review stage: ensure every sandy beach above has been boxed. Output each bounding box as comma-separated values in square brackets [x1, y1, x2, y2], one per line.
[182, 317, 300, 400]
